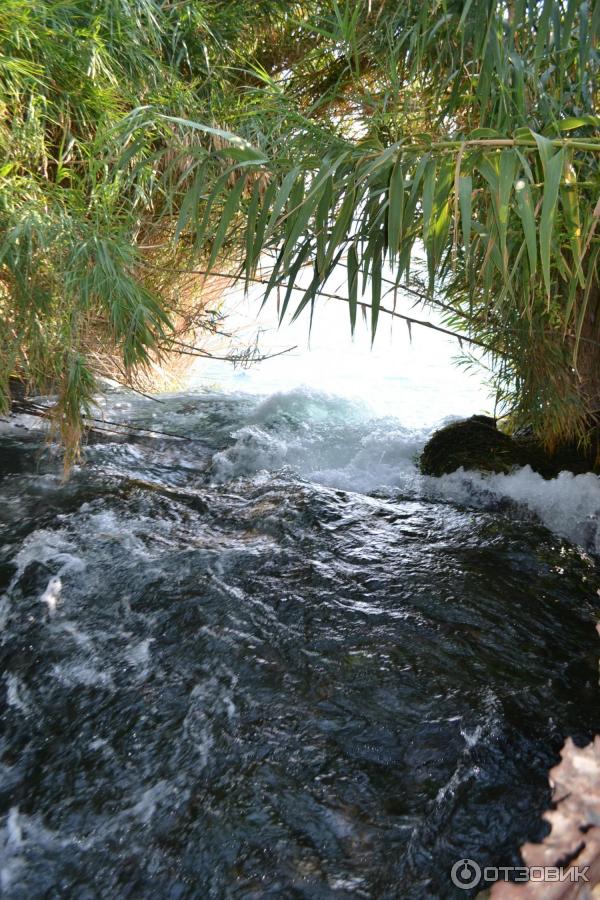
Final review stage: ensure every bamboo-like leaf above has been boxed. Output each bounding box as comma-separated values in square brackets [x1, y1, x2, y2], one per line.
[458, 0, 475, 29]
[3, 0, 599, 467]
[515, 148, 535, 185]
[428, 158, 453, 288]
[284, 178, 328, 267]
[278, 241, 312, 323]
[192, 170, 231, 253]
[291, 261, 326, 324]
[573, 245, 600, 367]
[217, 146, 267, 164]
[515, 179, 537, 275]
[579, 1, 590, 82]
[264, 166, 301, 245]
[281, 158, 347, 271]
[206, 174, 246, 272]
[316, 176, 333, 274]
[159, 114, 263, 155]
[561, 169, 584, 291]
[347, 243, 359, 334]
[260, 245, 285, 310]
[285, 174, 305, 243]
[593, 0, 600, 43]
[452, 144, 466, 261]
[532, 131, 554, 169]
[497, 150, 517, 270]
[357, 142, 402, 182]
[534, 0, 553, 66]
[537, 144, 565, 298]
[422, 158, 436, 243]
[174, 163, 204, 242]
[387, 155, 404, 259]
[323, 184, 357, 271]
[361, 224, 374, 294]
[498, 151, 517, 229]
[459, 175, 472, 254]
[407, 152, 431, 212]
[557, 115, 600, 131]
[244, 179, 261, 291]
[395, 153, 430, 281]
[371, 241, 383, 340]
[563, 270, 580, 335]
[561, 0, 579, 53]
[251, 178, 277, 269]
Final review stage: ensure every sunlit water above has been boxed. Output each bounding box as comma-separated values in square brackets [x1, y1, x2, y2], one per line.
[1, 290, 600, 898]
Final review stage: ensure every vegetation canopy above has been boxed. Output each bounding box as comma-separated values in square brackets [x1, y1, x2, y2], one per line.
[1, 0, 599, 462]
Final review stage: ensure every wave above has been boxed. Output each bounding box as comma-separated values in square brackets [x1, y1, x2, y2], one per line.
[432, 467, 600, 555]
[210, 386, 426, 493]
[5, 385, 600, 553]
[207, 386, 600, 552]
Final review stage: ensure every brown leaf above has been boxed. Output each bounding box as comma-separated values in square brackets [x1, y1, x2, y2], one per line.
[492, 737, 600, 899]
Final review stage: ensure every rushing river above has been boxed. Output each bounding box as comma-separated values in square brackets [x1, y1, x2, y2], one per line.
[1, 385, 600, 899]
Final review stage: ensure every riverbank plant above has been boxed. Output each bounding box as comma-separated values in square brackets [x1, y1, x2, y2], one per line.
[1, 1, 599, 462]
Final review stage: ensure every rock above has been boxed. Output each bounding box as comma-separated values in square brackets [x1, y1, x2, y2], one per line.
[8, 376, 27, 402]
[418, 415, 598, 478]
[419, 416, 537, 477]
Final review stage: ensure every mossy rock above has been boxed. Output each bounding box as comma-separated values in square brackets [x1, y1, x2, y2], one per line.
[419, 416, 536, 477]
[420, 415, 600, 478]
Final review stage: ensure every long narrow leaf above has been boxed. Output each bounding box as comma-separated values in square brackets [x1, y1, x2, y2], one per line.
[538, 146, 565, 298]
[387, 155, 405, 259]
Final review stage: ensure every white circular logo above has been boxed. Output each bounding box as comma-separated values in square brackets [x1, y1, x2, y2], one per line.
[451, 858, 482, 890]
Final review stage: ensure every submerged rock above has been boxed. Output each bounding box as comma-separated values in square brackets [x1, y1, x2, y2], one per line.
[419, 415, 597, 478]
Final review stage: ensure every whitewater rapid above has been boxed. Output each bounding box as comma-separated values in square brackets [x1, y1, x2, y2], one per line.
[4, 384, 600, 555]
[163, 386, 600, 554]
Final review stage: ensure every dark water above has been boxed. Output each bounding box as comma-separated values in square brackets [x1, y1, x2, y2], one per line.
[0, 390, 599, 899]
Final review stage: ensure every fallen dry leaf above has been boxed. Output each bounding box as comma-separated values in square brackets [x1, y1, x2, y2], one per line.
[491, 737, 600, 899]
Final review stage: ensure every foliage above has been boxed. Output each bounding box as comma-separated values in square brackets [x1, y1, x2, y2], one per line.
[1, 0, 599, 459]
[0, 0, 295, 462]
[185, 0, 600, 449]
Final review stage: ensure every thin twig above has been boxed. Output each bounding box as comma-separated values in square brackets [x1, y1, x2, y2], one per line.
[156, 260, 600, 352]
[11, 400, 200, 442]
[161, 337, 297, 362]
[149, 264, 494, 351]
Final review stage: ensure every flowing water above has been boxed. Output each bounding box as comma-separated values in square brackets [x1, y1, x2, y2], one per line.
[1, 385, 599, 899]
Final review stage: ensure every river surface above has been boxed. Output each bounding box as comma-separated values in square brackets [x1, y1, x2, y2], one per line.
[1, 385, 600, 899]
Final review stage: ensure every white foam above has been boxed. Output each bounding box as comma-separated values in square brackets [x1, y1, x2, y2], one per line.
[0, 808, 24, 892]
[186, 273, 490, 427]
[126, 638, 154, 669]
[206, 386, 600, 550]
[51, 662, 113, 688]
[210, 386, 425, 492]
[5, 675, 33, 716]
[430, 466, 600, 553]
[127, 781, 168, 825]
[211, 425, 289, 481]
[182, 668, 239, 769]
[40, 576, 62, 613]
[12, 530, 85, 584]
[461, 725, 484, 750]
[435, 764, 480, 804]
[10, 384, 600, 559]
[59, 622, 94, 650]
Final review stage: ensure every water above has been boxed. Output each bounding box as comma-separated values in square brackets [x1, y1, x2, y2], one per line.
[0, 385, 599, 899]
